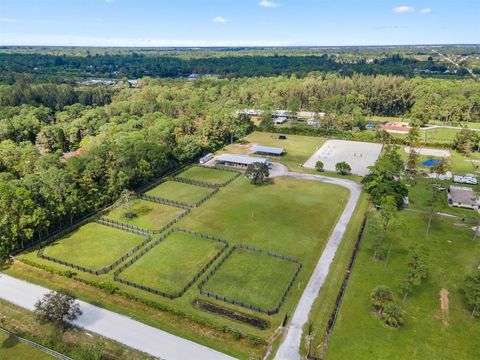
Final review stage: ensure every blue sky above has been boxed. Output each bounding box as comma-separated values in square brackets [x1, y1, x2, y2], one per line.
[0, 0, 479, 46]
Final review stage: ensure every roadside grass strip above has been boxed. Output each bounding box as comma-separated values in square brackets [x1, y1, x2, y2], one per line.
[144, 180, 219, 208]
[39, 223, 150, 275]
[114, 228, 228, 299]
[103, 198, 186, 233]
[173, 165, 241, 187]
[199, 245, 302, 315]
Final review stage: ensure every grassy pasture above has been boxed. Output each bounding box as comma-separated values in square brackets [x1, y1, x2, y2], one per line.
[0, 332, 53, 360]
[117, 231, 224, 294]
[104, 198, 184, 231]
[176, 167, 237, 185]
[42, 223, 145, 270]
[202, 248, 299, 310]
[146, 181, 214, 205]
[326, 187, 480, 360]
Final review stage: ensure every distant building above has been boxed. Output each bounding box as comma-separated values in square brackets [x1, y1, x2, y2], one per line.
[273, 116, 287, 124]
[251, 145, 284, 156]
[448, 186, 479, 210]
[307, 118, 321, 127]
[188, 73, 200, 81]
[199, 153, 214, 165]
[380, 122, 412, 134]
[237, 109, 262, 117]
[298, 111, 325, 119]
[216, 154, 269, 168]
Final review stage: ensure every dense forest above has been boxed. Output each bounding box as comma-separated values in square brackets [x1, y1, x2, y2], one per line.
[1, 45, 480, 258]
[0, 52, 471, 83]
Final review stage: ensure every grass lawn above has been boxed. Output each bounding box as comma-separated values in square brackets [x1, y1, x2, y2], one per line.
[146, 181, 214, 205]
[13, 173, 348, 358]
[118, 231, 224, 294]
[177, 167, 237, 185]
[222, 131, 326, 171]
[202, 248, 299, 310]
[42, 223, 145, 270]
[0, 332, 53, 360]
[104, 198, 184, 231]
[326, 192, 480, 359]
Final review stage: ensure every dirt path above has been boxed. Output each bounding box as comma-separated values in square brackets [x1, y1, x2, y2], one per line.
[440, 288, 449, 328]
[272, 165, 362, 360]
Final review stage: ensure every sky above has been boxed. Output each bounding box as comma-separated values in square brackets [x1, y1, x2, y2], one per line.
[0, 0, 479, 47]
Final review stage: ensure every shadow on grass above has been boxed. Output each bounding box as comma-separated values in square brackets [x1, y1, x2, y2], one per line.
[1, 335, 20, 349]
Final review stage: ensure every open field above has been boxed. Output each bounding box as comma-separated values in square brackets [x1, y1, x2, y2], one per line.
[326, 186, 480, 359]
[146, 181, 214, 205]
[202, 247, 299, 310]
[0, 332, 53, 360]
[14, 174, 348, 359]
[42, 223, 145, 270]
[222, 132, 326, 171]
[104, 198, 184, 231]
[118, 231, 224, 295]
[176, 167, 237, 185]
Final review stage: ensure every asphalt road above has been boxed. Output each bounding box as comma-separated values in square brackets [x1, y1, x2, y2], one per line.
[272, 165, 362, 360]
[0, 274, 234, 360]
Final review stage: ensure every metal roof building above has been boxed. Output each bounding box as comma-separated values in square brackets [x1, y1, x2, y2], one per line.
[216, 154, 269, 168]
[252, 145, 284, 156]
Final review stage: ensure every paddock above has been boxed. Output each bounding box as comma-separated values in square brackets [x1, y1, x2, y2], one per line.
[303, 140, 382, 176]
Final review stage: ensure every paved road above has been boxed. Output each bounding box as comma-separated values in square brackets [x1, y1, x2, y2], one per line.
[271, 164, 362, 360]
[0, 274, 234, 360]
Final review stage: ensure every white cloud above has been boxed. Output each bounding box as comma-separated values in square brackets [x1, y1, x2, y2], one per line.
[259, 1, 280, 8]
[420, 8, 432, 14]
[212, 16, 227, 23]
[393, 6, 415, 14]
[0, 18, 17, 22]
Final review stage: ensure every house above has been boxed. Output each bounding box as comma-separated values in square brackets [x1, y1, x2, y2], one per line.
[188, 73, 200, 81]
[252, 145, 284, 156]
[237, 109, 262, 117]
[298, 111, 325, 119]
[448, 186, 480, 210]
[216, 154, 269, 168]
[379, 122, 412, 134]
[307, 118, 321, 127]
[272, 110, 297, 120]
[273, 116, 287, 125]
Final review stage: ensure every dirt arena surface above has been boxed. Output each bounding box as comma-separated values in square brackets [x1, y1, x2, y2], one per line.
[303, 140, 383, 176]
[404, 146, 451, 157]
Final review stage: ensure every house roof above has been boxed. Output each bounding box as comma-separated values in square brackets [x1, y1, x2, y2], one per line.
[380, 124, 412, 132]
[252, 145, 284, 155]
[216, 154, 268, 165]
[449, 186, 479, 206]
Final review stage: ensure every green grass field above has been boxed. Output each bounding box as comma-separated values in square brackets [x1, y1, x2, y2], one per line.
[0, 332, 53, 360]
[177, 167, 237, 185]
[118, 231, 224, 294]
[16, 175, 348, 359]
[42, 223, 145, 270]
[146, 181, 214, 205]
[202, 248, 299, 310]
[222, 131, 326, 171]
[104, 198, 184, 231]
[326, 187, 480, 359]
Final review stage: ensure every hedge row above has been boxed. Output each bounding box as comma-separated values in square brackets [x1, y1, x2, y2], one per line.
[113, 228, 229, 299]
[198, 244, 302, 315]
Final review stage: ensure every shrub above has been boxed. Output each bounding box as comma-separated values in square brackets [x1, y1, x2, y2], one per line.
[370, 285, 394, 312]
[335, 161, 351, 175]
[381, 303, 405, 327]
[315, 160, 324, 172]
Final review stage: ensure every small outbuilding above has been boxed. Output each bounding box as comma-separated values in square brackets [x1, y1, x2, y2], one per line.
[448, 186, 480, 210]
[216, 154, 269, 168]
[252, 145, 284, 156]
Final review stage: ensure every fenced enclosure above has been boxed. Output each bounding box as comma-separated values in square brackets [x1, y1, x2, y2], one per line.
[198, 244, 302, 315]
[113, 228, 229, 299]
